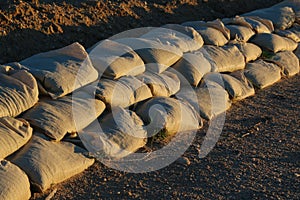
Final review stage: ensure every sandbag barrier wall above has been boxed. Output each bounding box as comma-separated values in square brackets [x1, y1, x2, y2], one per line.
[0, 0, 300, 198]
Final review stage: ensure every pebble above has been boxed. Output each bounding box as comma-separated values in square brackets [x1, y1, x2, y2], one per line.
[176, 156, 191, 166]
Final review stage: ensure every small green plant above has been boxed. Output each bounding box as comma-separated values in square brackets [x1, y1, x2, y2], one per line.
[261, 50, 274, 59]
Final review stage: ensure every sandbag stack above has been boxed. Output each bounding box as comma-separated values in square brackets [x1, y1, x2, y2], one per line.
[0, 0, 299, 197]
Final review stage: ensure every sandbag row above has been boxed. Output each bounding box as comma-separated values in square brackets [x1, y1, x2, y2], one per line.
[0, 0, 299, 198]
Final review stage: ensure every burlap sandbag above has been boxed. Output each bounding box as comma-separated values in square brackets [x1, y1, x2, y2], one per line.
[19, 42, 98, 98]
[141, 25, 203, 52]
[202, 71, 255, 101]
[0, 160, 31, 200]
[276, 23, 300, 42]
[177, 83, 231, 120]
[0, 117, 32, 159]
[243, 6, 295, 30]
[0, 69, 39, 118]
[232, 42, 262, 62]
[203, 45, 245, 72]
[79, 107, 147, 159]
[116, 38, 183, 73]
[88, 39, 145, 79]
[171, 51, 212, 86]
[272, 0, 300, 23]
[22, 93, 106, 141]
[223, 16, 273, 33]
[244, 60, 282, 89]
[266, 51, 300, 77]
[136, 97, 201, 138]
[10, 134, 94, 192]
[86, 75, 152, 108]
[226, 25, 255, 42]
[250, 33, 298, 53]
[137, 71, 180, 97]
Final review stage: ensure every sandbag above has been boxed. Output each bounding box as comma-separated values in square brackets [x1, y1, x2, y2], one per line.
[0, 69, 39, 118]
[86, 76, 152, 108]
[171, 50, 212, 86]
[177, 83, 231, 120]
[295, 45, 300, 60]
[266, 51, 300, 77]
[10, 134, 94, 192]
[0, 117, 32, 159]
[88, 39, 145, 79]
[136, 97, 201, 138]
[79, 107, 147, 159]
[223, 16, 273, 33]
[232, 42, 262, 62]
[19, 42, 98, 98]
[182, 19, 230, 46]
[140, 24, 203, 52]
[226, 25, 255, 42]
[0, 160, 31, 200]
[250, 33, 298, 53]
[276, 23, 300, 42]
[22, 93, 106, 141]
[272, 0, 300, 23]
[203, 45, 245, 72]
[116, 38, 183, 73]
[202, 71, 255, 101]
[243, 6, 295, 30]
[137, 71, 180, 97]
[244, 60, 282, 89]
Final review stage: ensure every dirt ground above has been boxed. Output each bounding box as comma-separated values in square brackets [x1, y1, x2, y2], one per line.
[1, 0, 299, 199]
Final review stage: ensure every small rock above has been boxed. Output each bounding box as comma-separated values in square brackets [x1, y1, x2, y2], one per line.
[176, 156, 191, 166]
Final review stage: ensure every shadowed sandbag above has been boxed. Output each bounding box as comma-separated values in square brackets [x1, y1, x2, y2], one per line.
[22, 93, 106, 141]
[10, 134, 94, 192]
[276, 23, 300, 42]
[136, 97, 201, 138]
[226, 25, 255, 42]
[244, 59, 282, 89]
[250, 33, 298, 53]
[137, 71, 180, 97]
[20, 42, 98, 98]
[79, 107, 147, 159]
[203, 45, 245, 72]
[266, 51, 300, 76]
[0, 69, 38, 118]
[0, 117, 32, 159]
[0, 160, 31, 200]
[116, 38, 183, 73]
[88, 39, 145, 79]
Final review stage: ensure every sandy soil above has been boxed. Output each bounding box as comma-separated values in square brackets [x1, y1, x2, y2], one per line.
[1, 0, 299, 199]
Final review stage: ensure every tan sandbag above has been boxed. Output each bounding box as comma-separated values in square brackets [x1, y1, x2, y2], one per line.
[272, 0, 300, 23]
[226, 25, 255, 42]
[19, 42, 98, 98]
[136, 97, 201, 138]
[87, 76, 152, 108]
[88, 39, 145, 79]
[116, 38, 183, 73]
[182, 20, 230, 46]
[203, 45, 245, 72]
[250, 33, 298, 53]
[10, 134, 94, 192]
[223, 16, 273, 33]
[137, 71, 180, 97]
[0, 69, 39, 118]
[233, 42, 262, 62]
[0, 117, 32, 159]
[244, 60, 282, 89]
[141, 24, 203, 52]
[79, 107, 147, 159]
[202, 71, 255, 101]
[171, 51, 212, 86]
[276, 23, 300, 42]
[243, 6, 295, 30]
[0, 160, 31, 200]
[266, 51, 300, 77]
[22, 93, 106, 141]
[177, 83, 231, 120]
